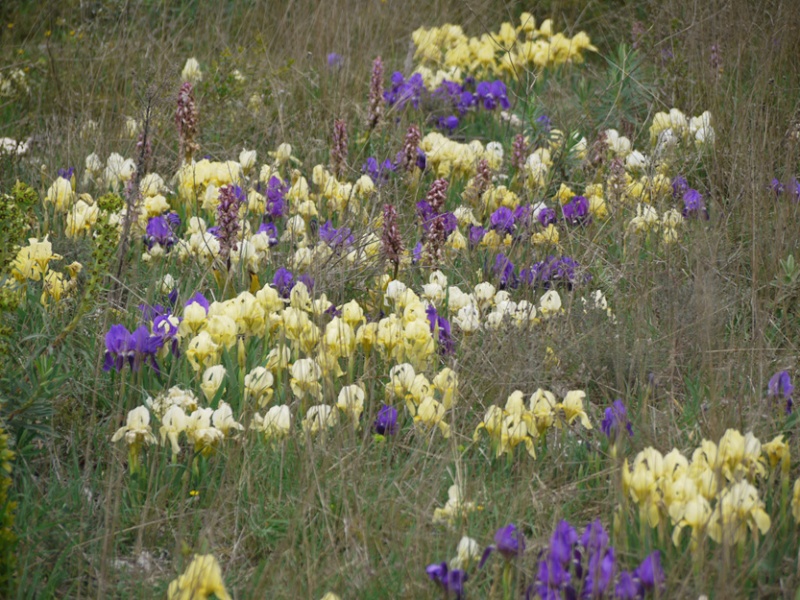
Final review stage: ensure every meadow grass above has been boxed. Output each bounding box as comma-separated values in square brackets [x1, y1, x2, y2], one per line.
[1, 0, 800, 598]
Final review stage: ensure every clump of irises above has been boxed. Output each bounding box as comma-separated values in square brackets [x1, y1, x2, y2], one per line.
[489, 253, 586, 291]
[529, 519, 663, 600]
[384, 72, 510, 131]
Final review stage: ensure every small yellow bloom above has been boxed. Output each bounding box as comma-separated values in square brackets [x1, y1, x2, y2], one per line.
[557, 390, 592, 430]
[168, 554, 231, 600]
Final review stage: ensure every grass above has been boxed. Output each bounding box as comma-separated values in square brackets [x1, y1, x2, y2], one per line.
[1, 0, 800, 598]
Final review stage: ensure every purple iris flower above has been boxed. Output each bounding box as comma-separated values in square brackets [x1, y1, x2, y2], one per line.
[426, 304, 455, 355]
[432, 80, 465, 107]
[549, 520, 578, 565]
[416, 200, 437, 229]
[103, 324, 162, 373]
[384, 72, 426, 110]
[513, 204, 533, 228]
[412, 241, 423, 264]
[480, 523, 525, 568]
[614, 571, 639, 599]
[416, 147, 427, 171]
[319, 221, 353, 248]
[671, 175, 690, 199]
[153, 313, 181, 356]
[327, 53, 343, 68]
[426, 562, 467, 599]
[533, 555, 572, 600]
[257, 221, 279, 246]
[475, 80, 510, 110]
[138, 303, 167, 322]
[273, 268, 294, 298]
[103, 325, 133, 372]
[166, 211, 181, 228]
[362, 157, 395, 185]
[265, 176, 287, 219]
[537, 207, 558, 227]
[634, 551, 664, 591]
[771, 178, 785, 197]
[468, 225, 486, 247]
[521, 255, 583, 289]
[437, 115, 460, 131]
[788, 177, 800, 201]
[682, 188, 709, 219]
[536, 114, 552, 133]
[563, 196, 590, 225]
[490, 206, 515, 234]
[185, 292, 209, 313]
[493, 253, 517, 289]
[584, 546, 615, 598]
[768, 370, 794, 414]
[440, 212, 458, 236]
[145, 216, 177, 250]
[457, 90, 476, 113]
[601, 400, 634, 441]
[297, 273, 315, 292]
[58, 167, 75, 180]
[373, 404, 398, 435]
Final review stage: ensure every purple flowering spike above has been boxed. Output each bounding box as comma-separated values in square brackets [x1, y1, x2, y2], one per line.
[58, 167, 75, 180]
[373, 405, 398, 435]
[103, 324, 132, 371]
[185, 292, 210, 313]
[601, 400, 633, 440]
[273, 268, 294, 297]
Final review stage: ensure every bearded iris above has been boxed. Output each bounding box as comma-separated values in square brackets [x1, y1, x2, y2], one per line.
[103, 324, 163, 373]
